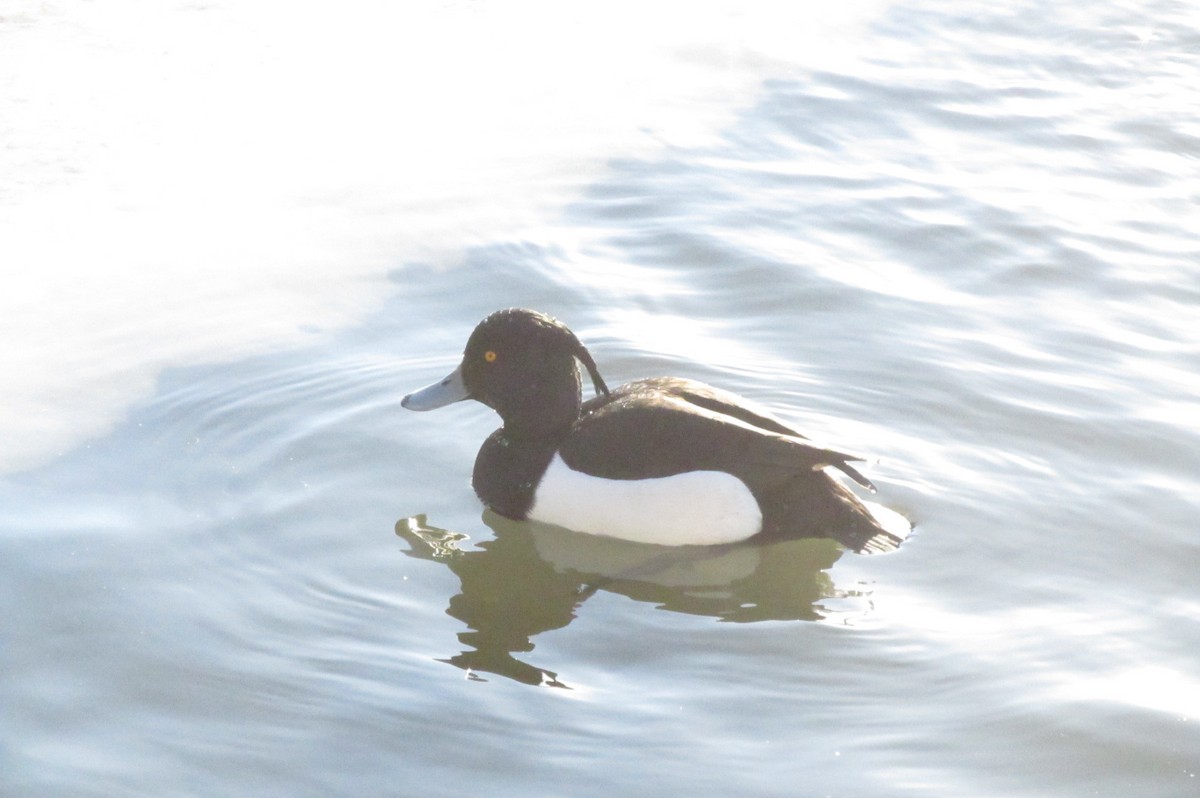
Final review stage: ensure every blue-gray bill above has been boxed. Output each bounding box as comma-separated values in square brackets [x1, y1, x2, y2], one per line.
[402, 364, 469, 411]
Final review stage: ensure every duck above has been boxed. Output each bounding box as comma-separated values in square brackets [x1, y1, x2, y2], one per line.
[402, 308, 910, 554]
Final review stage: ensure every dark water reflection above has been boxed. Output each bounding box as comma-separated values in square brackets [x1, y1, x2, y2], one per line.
[396, 512, 847, 687]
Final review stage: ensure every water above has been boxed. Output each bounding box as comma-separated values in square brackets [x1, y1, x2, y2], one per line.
[4, 1, 1199, 796]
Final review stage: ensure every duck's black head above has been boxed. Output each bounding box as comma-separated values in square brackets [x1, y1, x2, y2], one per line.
[403, 308, 610, 437]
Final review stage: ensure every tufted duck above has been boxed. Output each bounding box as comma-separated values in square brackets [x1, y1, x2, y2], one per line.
[402, 308, 909, 553]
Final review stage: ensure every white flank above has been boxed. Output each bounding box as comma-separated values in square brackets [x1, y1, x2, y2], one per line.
[528, 454, 762, 546]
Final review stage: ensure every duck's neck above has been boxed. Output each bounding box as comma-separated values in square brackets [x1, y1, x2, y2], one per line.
[500, 402, 580, 441]
[492, 364, 583, 440]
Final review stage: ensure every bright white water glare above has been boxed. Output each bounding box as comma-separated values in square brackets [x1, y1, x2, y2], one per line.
[0, 0, 884, 473]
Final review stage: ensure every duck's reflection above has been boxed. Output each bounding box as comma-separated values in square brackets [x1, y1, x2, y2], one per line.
[396, 511, 852, 688]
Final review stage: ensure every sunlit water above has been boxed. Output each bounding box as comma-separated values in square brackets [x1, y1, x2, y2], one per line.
[4, 1, 1200, 796]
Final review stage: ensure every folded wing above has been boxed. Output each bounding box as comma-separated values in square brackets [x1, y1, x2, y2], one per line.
[569, 378, 875, 492]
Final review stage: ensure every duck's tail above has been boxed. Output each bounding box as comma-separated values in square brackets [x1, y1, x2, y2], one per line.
[759, 473, 911, 554]
[825, 481, 911, 554]
[848, 500, 911, 553]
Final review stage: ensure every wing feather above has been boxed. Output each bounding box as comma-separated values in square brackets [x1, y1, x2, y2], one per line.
[567, 381, 875, 492]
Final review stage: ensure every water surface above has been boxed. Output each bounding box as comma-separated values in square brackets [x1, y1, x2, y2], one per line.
[4, 1, 1199, 796]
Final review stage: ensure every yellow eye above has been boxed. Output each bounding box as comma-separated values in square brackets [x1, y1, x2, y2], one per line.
[484, 350, 497, 363]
